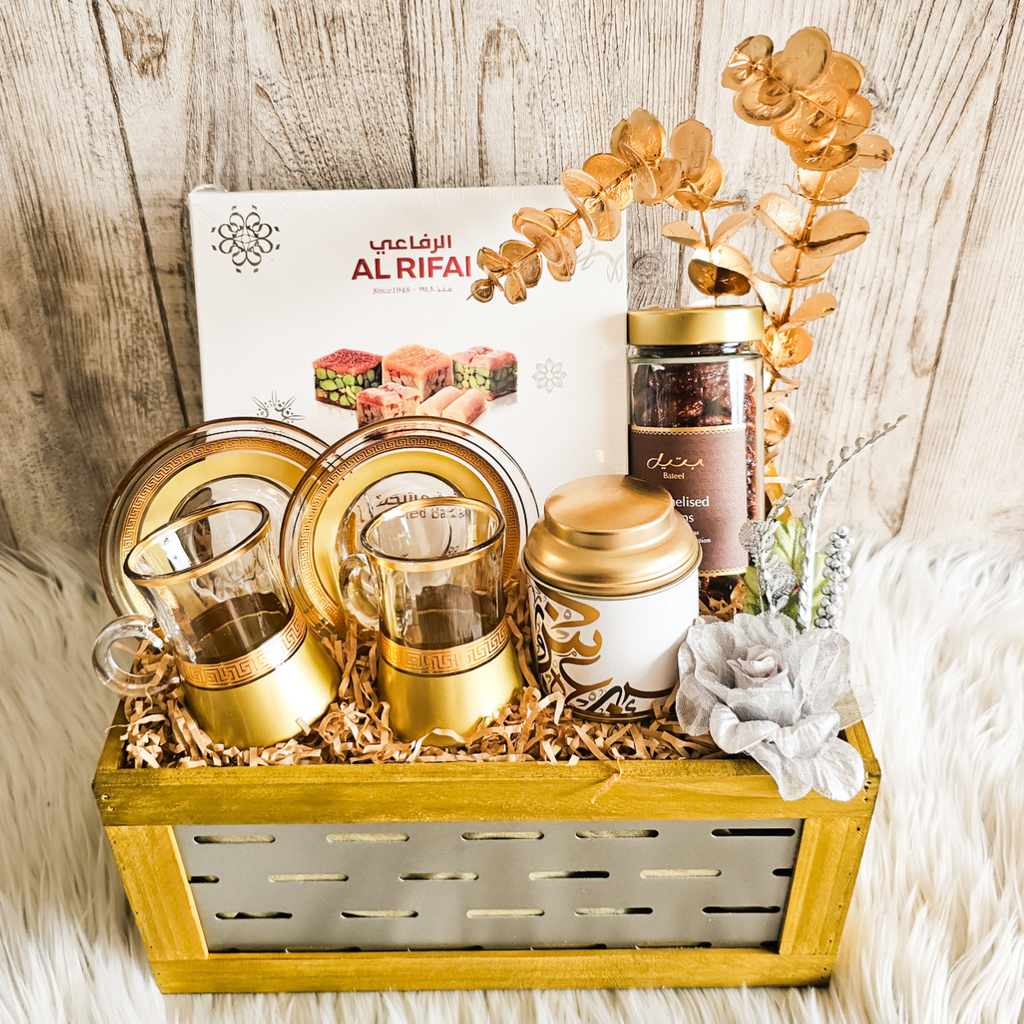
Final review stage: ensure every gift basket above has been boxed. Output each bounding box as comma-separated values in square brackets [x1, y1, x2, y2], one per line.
[93, 27, 893, 993]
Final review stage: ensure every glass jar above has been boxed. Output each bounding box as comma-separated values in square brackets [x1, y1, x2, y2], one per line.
[627, 306, 764, 606]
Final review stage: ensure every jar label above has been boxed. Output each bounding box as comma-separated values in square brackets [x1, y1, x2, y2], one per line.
[526, 574, 697, 721]
[629, 425, 749, 575]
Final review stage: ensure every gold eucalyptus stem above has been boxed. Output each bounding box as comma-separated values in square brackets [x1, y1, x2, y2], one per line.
[696, 207, 719, 307]
[498, 228, 568, 279]
[697, 208, 713, 249]
[779, 201, 818, 326]
[769, 173, 829, 393]
[749, 59, 869, 133]
[490, 163, 638, 283]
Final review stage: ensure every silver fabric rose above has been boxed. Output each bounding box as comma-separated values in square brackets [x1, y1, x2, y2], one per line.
[676, 613, 873, 801]
[730, 646, 789, 689]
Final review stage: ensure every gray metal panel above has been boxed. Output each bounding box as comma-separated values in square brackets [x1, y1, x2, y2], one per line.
[175, 819, 802, 952]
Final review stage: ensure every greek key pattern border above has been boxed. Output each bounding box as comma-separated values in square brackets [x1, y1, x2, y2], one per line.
[178, 605, 306, 690]
[121, 436, 312, 562]
[378, 620, 509, 676]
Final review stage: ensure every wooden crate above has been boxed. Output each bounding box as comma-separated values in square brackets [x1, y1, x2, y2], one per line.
[93, 707, 879, 993]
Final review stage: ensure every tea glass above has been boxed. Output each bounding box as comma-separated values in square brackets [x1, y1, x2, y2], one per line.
[340, 497, 522, 742]
[93, 500, 338, 748]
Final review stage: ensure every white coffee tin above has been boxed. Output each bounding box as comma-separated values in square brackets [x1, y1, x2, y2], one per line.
[523, 475, 703, 722]
[526, 568, 699, 721]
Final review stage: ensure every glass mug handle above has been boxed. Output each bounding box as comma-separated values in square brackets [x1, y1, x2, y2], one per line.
[338, 553, 380, 631]
[92, 615, 166, 697]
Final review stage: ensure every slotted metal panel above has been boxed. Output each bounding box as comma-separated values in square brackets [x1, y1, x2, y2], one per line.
[175, 819, 802, 952]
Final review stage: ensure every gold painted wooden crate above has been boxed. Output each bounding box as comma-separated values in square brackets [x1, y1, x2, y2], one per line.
[93, 708, 879, 993]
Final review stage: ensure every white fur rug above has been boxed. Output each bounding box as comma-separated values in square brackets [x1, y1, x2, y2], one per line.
[1, 539, 1023, 1023]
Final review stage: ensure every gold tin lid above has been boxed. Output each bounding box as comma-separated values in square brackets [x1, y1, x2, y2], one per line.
[627, 305, 764, 347]
[523, 475, 701, 597]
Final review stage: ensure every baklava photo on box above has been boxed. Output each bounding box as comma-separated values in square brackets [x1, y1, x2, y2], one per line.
[312, 344, 517, 428]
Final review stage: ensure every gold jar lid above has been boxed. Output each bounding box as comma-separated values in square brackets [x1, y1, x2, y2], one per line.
[523, 475, 701, 597]
[627, 305, 764, 347]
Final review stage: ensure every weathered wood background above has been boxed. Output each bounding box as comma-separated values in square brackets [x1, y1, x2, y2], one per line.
[1, 0, 1022, 554]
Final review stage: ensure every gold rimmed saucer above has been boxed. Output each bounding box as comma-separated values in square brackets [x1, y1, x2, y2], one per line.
[282, 417, 538, 642]
[99, 418, 327, 616]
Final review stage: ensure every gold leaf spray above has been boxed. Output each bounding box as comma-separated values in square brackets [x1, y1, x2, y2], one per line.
[468, 109, 748, 305]
[470, 27, 895, 470]
[720, 27, 893, 466]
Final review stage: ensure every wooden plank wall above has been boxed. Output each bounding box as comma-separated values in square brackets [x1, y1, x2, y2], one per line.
[1, 0, 1022, 554]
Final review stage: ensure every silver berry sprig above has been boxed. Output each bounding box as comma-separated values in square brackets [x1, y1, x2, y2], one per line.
[815, 526, 851, 629]
[739, 477, 813, 614]
[795, 417, 906, 631]
[738, 416, 905, 629]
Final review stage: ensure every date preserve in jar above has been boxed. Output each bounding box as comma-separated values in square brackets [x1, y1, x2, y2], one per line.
[627, 306, 764, 600]
[523, 475, 701, 721]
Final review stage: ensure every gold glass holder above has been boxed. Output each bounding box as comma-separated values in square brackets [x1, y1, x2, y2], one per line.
[183, 629, 340, 749]
[376, 627, 522, 746]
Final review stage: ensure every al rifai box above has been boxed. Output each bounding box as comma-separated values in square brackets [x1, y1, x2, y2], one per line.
[188, 185, 627, 504]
